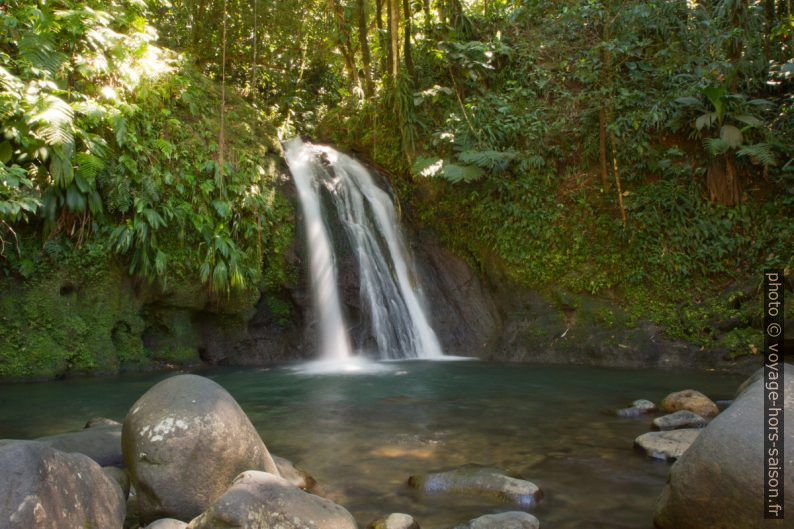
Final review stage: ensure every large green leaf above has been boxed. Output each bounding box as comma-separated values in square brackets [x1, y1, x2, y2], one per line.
[719, 125, 743, 148]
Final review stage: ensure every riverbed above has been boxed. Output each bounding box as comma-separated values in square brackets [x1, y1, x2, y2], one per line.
[0, 361, 744, 528]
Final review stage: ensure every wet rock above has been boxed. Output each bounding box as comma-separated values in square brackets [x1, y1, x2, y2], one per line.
[146, 519, 188, 529]
[453, 511, 540, 529]
[85, 417, 122, 428]
[634, 429, 701, 461]
[654, 363, 794, 529]
[408, 465, 542, 507]
[652, 410, 707, 431]
[273, 454, 319, 493]
[368, 513, 420, 529]
[187, 471, 357, 529]
[33, 422, 122, 467]
[0, 441, 125, 529]
[122, 374, 280, 524]
[659, 389, 719, 417]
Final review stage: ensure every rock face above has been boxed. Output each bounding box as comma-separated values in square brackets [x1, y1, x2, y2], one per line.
[187, 471, 357, 529]
[0, 441, 125, 529]
[654, 363, 794, 529]
[453, 512, 540, 529]
[412, 231, 501, 355]
[122, 374, 280, 523]
[659, 389, 719, 417]
[368, 513, 420, 529]
[652, 410, 707, 431]
[408, 465, 542, 507]
[634, 429, 701, 461]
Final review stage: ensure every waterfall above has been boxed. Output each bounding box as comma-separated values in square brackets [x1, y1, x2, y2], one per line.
[283, 138, 443, 360]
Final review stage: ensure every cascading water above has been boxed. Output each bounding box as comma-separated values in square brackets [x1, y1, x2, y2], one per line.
[284, 138, 443, 360]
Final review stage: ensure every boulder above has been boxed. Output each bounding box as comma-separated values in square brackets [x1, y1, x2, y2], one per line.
[273, 454, 319, 493]
[122, 374, 280, 523]
[634, 429, 700, 461]
[103, 465, 131, 498]
[187, 471, 357, 529]
[408, 465, 542, 507]
[146, 519, 189, 529]
[654, 363, 794, 528]
[34, 422, 122, 467]
[453, 512, 540, 529]
[652, 410, 707, 431]
[659, 389, 719, 417]
[0, 441, 125, 529]
[368, 513, 420, 529]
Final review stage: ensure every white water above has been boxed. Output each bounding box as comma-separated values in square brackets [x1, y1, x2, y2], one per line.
[283, 138, 443, 361]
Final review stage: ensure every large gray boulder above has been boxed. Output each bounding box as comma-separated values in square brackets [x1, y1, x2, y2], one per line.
[408, 465, 542, 507]
[36, 422, 122, 466]
[0, 441, 125, 529]
[654, 363, 794, 528]
[453, 512, 540, 529]
[122, 374, 280, 524]
[187, 471, 358, 529]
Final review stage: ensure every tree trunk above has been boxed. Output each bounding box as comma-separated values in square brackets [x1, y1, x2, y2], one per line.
[328, 0, 362, 92]
[402, 0, 414, 82]
[218, 0, 227, 195]
[357, 0, 374, 97]
[707, 154, 741, 206]
[387, 0, 401, 82]
[598, 108, 609, 190]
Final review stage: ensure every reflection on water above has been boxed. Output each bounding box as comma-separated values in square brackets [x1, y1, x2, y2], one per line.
[0, 361, 744, 529]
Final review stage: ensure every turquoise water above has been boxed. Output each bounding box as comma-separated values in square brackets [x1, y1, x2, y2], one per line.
[0, 361, 745, 528]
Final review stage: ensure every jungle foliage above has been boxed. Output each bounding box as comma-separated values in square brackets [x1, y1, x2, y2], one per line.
[2, 0, 793, 358]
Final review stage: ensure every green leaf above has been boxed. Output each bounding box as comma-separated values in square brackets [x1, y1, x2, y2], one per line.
[0, 142, 12, 164]
[674, 96, 701, 106]
[720, 125, 743, 148]
[732, 114, 763, 128]
[695, 112, 717, 131]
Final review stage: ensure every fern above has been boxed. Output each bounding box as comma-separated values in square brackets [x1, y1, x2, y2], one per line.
[737, 143, 777, 167]
[457, 149, 518, 172]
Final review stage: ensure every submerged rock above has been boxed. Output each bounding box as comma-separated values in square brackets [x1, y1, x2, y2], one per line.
[453, 511, 540, 529]
[146, 519, 189, 529]
[652, 410, 707, 431]
[122, 374, 280, 523]
[0, 441, 126, 529]
[659, 389, 719, 417]
[634, 429, 701, 461]
[408, 465, 542, 507]
[187, 471, 357, 529]
[654, 363, 794, 529]
[617, 399, 656, 417]
[368, 513, 420, 529]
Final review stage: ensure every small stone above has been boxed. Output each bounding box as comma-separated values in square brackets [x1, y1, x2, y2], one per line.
[368, 513, 420, 529]
[146, 519, 188, 529]
[660, 390, 719, 417]
[453, 511, 540, 529]
[631, 399, 657, 411]
[635, 429, 701, 461]
[652, 410, 707, 431]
